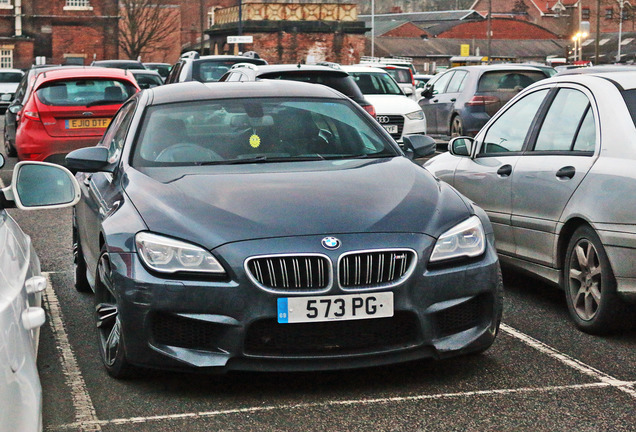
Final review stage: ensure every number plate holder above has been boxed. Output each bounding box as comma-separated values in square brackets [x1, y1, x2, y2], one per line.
[277, 292, 394, 324]
[382, 124, 398, 134]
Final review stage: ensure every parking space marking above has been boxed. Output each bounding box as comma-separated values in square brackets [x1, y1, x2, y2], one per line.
[43, 272, 102, 432]
[501, 323, 636, 398]
[48, 381, 629, 430]
[41, 271, 634, 431]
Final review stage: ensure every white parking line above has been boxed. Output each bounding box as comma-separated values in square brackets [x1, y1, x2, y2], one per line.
[42, 273, 102, 432]
[42, 277, 634, 431]
[47, 381, 632, 431]
[501, 323, 636, 398]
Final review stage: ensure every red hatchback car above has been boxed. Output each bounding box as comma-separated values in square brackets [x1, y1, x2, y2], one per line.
[15, 68, 139, 163]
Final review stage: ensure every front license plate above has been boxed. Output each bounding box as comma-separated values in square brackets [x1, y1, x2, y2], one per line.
[277, 292, 394, 324]
[65, 118, 111, 129]
[382, 124, 398, 134]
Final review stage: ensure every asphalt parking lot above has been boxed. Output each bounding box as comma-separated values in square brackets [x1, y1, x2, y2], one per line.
[1, 153, 634, 432]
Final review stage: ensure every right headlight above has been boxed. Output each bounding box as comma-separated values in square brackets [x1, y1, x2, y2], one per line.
[135, 232, 225, 274]
[405, 110, 425, 121]
[429, 216, 486, 263]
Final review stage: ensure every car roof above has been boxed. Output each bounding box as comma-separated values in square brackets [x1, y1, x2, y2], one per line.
[33, 67, 139, 87]
[550, 70, 636, 91]
[93, 59, 143, 65]
[556, 65, 636, 76]
[341, 65, 388, 74]
[0, 68, 24, 74]
[245, 64, 347, 75]
[147, 80, 346, 106]
[129, 69, 162, 76]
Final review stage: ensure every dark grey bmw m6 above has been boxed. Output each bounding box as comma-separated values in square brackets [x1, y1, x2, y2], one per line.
[66, 80, 502, 378]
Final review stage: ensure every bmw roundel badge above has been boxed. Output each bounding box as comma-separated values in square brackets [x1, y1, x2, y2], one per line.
[321, 237, 341, 250]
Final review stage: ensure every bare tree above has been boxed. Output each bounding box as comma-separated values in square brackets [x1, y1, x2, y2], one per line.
[119, 0, 179, 60]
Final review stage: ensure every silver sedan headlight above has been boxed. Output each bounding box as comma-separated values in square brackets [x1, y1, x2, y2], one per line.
[135, 232, 225, 274]
[405, 110, 425, 120]
[430, 216, 486, 262]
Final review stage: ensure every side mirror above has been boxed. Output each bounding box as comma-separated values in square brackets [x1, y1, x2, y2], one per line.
[403, 87, 414, 96]
[1, 162, 80, 210]
[403, 135, 436, 159]
[65, 146, 111, 173]
[448, 137, 474, 157]
[8, 104, 22, 114]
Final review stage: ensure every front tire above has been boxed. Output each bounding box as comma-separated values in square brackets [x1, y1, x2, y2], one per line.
[564, 225, 629, 334]
[95, 246, 136, 378]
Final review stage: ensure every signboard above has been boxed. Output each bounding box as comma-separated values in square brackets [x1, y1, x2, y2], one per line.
[227, 36, 253, 44]
[460, 44, 470, 57]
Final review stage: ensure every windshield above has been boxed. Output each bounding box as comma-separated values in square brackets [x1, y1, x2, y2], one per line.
[132, 98, 399, 167]
[259, 71, 364, 100]
[383, 68, 411, 84]
[0, 72, 23, 83]
[349, 72, 403, 95]
[193, 59, 266, 82]
[36, 79, 137, 106]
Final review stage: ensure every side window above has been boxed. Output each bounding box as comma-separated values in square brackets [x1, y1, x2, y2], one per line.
[481, 89, 549, 154]
[533, 88, 595, 152]
[100, 102, 136, 164]
[572, 108, 596, 152]
[446, 71, 468, 93]
[430, 71, 454, 95]
[226, 72, 241, 82]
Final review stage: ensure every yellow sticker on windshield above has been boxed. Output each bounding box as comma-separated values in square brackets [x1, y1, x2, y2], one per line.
[249, 134, 261, 148]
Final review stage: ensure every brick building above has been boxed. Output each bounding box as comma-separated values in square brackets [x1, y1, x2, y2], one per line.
[203, 2, 368, 65]
[20, 0, 119, 67]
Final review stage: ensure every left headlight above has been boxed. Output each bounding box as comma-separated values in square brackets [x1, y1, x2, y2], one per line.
[405, 110, 425, 121]
[429, 216, 486, 263]
[135, 232, 225, 274]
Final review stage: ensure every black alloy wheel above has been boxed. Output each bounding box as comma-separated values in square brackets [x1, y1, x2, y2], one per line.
[564, 225, 629, 334]
[450, 116, 464, 138]
[95, 247, 135, 378]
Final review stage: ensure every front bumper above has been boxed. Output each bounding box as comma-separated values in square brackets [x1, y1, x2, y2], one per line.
[109, 232, 501, 373]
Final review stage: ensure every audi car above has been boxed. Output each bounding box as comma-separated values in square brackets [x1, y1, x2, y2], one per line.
[66, 80, 502, 378]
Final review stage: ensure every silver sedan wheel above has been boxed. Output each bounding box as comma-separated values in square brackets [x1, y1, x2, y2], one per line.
[567, 238, 602, 321]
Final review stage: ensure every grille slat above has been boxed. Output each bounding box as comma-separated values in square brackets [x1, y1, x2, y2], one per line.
[339, 250, 415, 289]
[247, 255, 330, 292]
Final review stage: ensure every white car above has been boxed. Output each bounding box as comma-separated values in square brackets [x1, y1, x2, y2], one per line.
[0, 154, 80, 431]
[342, 66, 426, 144]
[0, 69, 25, 111]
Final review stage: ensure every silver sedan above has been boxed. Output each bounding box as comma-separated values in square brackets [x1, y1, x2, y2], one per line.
[424, 70, 636, 334]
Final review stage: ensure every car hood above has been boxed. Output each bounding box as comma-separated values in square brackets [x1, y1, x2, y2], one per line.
[363, 95, 421, 115]
[124, 157, 471, 250]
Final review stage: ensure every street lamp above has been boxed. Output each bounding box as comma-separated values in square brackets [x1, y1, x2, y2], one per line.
[617, 0, 625, 63]
[571, 32, 588, 63]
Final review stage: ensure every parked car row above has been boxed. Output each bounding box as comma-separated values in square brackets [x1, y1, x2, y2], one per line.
[425, 68, 636, 333]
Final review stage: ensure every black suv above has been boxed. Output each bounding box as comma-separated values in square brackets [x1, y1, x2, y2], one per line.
[165, 52, 267, 84]
[219, 63, 376, 116]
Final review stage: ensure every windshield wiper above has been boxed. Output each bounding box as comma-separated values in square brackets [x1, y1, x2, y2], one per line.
[198, 155, 326, 166]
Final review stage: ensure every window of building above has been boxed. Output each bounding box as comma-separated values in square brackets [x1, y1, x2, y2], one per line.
[64, 0, 92, 10]
[582, 7, 590, 20]
[0, 49, 13, 69]
[605, 8, 614, 19]
[0, 0, 12, 9]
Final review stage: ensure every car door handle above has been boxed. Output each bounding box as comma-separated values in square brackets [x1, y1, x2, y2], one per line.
[83, 174, 93, 186]
[450, 98, 456, 102]
[556, 166, 576, 179]
[497, 164, 513, 177]
[432, 99, 439, 103]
